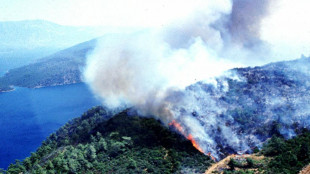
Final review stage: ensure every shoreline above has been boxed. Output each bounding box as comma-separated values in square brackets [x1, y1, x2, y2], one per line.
[0, 81, 83, 93]
[0, 88, 15, 93]
[33, 81, 81, 89]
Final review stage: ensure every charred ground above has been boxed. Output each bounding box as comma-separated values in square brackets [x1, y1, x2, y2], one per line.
[180, 57, 310, 157]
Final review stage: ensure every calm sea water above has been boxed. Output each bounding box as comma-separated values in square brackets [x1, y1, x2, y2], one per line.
[0, 83, 100, 169]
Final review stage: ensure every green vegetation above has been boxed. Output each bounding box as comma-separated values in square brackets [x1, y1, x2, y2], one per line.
[262, 130, 310, 173]
[4, 106, 212, 173]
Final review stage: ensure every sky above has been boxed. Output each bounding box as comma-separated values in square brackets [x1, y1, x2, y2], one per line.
[261, 0, 310, 59]
[1, 0, 309, 35]
[1, 0, 309, 59]
[0, 0, 206, 27]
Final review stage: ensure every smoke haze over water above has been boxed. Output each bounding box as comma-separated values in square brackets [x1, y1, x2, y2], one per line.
[84, 0, 310, 158]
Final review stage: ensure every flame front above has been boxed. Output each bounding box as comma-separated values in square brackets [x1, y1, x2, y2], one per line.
[169, 120, 216, 161]
[169, 120, 204, 154]
[187, 134, 204, 153]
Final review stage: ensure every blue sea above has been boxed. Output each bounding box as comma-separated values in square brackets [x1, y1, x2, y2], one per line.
[0, 83, 101, 169]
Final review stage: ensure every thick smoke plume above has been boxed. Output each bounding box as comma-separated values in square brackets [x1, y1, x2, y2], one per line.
[227, 0, 272, 46]
[84, 0, 310, 158]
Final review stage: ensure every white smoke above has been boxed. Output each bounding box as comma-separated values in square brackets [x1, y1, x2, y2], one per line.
[261, 0, 310, 60]
[84, 0, 310, 158]
[84, 0, 239, 109]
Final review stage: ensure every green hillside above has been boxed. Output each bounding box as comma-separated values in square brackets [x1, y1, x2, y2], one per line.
[5, 107, 213, 174]
[4, 106, 310, 174]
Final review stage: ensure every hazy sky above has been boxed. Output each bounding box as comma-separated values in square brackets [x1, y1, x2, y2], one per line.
[1, 0, 309, 31]
[1, 0, 309, 59]
[0, 0, 207, 27]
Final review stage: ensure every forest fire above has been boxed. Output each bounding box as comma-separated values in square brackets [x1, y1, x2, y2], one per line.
[169, 120, 216, 161]
[187, 134, 204, 154]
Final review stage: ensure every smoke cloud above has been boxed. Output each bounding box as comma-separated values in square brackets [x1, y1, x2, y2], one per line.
[227, 0, 272, 46]
[84, 0, 310, 158]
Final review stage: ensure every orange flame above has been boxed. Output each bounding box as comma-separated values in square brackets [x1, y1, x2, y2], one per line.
[169, 120, 184, 133]
[169, 120, 216, 161]
[187, 134, 204, 153]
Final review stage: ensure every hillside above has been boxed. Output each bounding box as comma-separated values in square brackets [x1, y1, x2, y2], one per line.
[5, 107, 213, 174]
[174, 56, 310, 158]
[4, 107, 310, 174]
[0, 20, 141, 75]
[0, 39, 96, 92]
[0, 20, 106, 75]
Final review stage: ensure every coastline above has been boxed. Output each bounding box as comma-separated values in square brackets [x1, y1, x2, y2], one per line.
[0, 87, 15, 93]
[0, 81, 83, 93]
[32, 81, 80, 89]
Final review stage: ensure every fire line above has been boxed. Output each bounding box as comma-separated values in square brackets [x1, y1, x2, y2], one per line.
[169, 120, 216, 161]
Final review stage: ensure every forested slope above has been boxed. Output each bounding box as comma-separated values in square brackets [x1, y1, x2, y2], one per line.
[5, 106, 213, 174]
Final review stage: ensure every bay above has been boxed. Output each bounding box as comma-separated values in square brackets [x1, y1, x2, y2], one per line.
[0, 83, 100, 169]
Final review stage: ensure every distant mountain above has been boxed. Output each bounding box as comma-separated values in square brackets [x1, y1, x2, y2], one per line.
[5, 106, 213, 173]
[0, 38, 97, 92]
[0, 20, 105, 75]
[0, 20, 103, 51]
[0, 20, 143, 77]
